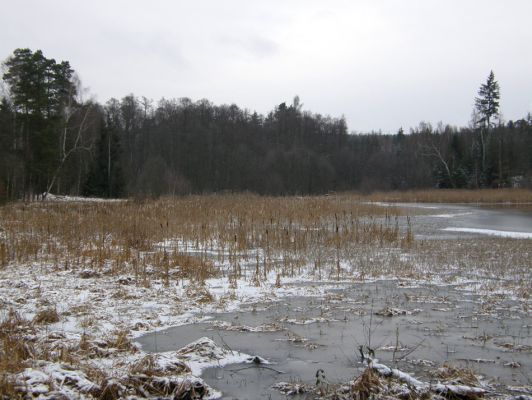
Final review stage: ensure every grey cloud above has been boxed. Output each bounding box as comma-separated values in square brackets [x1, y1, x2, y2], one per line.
[1, 0, 531, 132]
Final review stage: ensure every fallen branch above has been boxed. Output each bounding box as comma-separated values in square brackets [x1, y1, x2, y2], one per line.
[370, 361, 486, 398]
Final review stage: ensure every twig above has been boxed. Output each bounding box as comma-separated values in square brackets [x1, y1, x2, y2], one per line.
[392, 326, 399, 364]
[395, 338, 425, 361]
[214, 328, 234, 355]
[228, 365, 285, 374]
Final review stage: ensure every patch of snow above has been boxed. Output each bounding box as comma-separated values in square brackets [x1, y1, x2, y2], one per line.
[174, 337, 260, 376]
[280, 316, 338, 324]
[15, 361, 99, 398]
[371, 361, 487, 397]
[44, 193, 125, 203]
[370, 201, 442, 209]
[430, 212, 472, 218]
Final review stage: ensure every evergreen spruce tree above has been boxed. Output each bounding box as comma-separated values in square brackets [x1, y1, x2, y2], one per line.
[475, 71, 500, 129]
[474, 71, 501, 186]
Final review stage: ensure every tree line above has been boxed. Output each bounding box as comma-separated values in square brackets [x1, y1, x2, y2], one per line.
[1, 49, 531, 201]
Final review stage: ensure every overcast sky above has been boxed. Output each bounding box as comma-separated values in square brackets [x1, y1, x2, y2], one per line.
[1, 0, 531, 133]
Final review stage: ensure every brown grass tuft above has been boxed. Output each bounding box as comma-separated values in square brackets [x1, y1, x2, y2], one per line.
[129, 354, 190, 376]
[0, 374, 22, 399]
[107, 330, 135, 352]
[33, 308, 60, 325]
[98, 379, 123, 400]
[185, 284, 214, 304]
[433, 363, 479, 386]
[350, 367, 383, 400]
[0, 310, 34, 374]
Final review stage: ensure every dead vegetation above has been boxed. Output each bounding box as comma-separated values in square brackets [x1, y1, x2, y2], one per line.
[0, 317, 208, 400]
[350, 367, 383, 399]
[0, 313, 32, 400]
[129, 354, 190, 376]
[358, 188, 532, 204]
[33, 307, 60, 325]
[3, 194, 527, 294]
[0, 193, 530, 399]
[273, 361, 487, 400]
[0, 310, 34, 371]
[0, 194, 413, 287]
[432, 363, 480, 387]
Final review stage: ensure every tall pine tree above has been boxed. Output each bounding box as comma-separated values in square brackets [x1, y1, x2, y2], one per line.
[2, 48, 75, 198]
[474, 70, 501, 186]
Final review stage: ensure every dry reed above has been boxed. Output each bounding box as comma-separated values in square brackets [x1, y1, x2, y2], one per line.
[0, 193, 529, 399]
[358, 188, 532, 204]
[0, 194, 411, 285]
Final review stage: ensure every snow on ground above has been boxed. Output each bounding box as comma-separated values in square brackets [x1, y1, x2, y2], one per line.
[430, 212, 473, 218]
[1, 233, 530, 398]
[0, 262, 337, 340]
[442, 227, 532, 239]
[44, 193, 125, 202]
[0, 251, 349, 399]
[369, 201, 442, 209]
[174, 336, 258, 376]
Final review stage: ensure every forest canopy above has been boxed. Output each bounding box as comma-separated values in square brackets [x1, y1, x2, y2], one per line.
[1, 49, 531, 201]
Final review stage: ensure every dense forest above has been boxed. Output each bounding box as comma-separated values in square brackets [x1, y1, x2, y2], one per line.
[0, 48, 531, 201]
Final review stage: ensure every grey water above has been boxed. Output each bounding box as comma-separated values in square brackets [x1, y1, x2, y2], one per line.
[137, 281, 531, 399]
[137, 204, 532, 399]
[398, 203, 532, 239]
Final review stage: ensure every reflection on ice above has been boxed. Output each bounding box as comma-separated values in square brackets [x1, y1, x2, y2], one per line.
[442, 227, 532, 239]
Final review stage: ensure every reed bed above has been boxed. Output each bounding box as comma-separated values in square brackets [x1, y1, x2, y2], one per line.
[0, 194, 530, 399]
[359, 188, 532, 204]
[0, 194, 529, 289]
[0, 194, 413, 284]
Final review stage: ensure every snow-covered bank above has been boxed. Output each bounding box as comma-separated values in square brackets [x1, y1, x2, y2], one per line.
[11, 337, 259, 399]
[44, 194, 126, 203]
[1, 250, 530, 398]
[0, 258, 344, 399]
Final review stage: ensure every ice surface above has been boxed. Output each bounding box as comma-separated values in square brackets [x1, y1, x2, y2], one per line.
[442, 227, 532, 239]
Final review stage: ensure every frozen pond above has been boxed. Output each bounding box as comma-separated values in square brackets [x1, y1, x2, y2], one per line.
[136, 204, 532, 398]
[137, 280, 531, 399]
[395, 203, 532, 239]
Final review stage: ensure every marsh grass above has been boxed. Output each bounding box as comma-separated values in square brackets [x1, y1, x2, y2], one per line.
[432, 363, 479, 387]
[350, 367, 383, 399]
[0, 310, 34, 399]
[0, 194, 411, 285]
[0, 194, 528, 294]
[359, 188, 532, 204]
[0, 194, 419, 396]
[0, 193, 530, 399]
[0, 310, 34, 374]
[33, 307, 60, 325]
